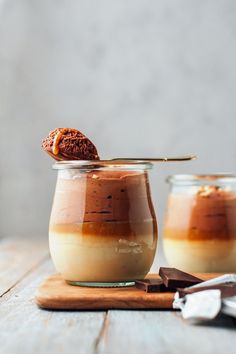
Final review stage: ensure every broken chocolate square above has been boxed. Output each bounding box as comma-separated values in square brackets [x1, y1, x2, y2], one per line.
[135, 279, 165, 293]
[159, 267, 203, 288]
[135, 279, 175, 293]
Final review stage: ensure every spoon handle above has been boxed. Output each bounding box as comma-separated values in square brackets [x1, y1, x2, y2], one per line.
[110, 155, 197, 162]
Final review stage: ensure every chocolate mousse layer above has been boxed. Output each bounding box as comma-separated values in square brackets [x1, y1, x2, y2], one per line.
[164, 185, 236, 241]
[50, 170, 156, 226]
[42, 128, 99, 160]
[189, 186, 236, 238]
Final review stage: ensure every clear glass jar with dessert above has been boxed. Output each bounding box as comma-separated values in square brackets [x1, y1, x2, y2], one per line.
[49, 161, 158, 287]
[163, 174, 236, 272]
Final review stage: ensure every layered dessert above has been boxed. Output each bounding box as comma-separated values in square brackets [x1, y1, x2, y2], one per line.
[163, 185, 236, 272]
[49, 169, 157, 283]
[42, 128, 157, 284]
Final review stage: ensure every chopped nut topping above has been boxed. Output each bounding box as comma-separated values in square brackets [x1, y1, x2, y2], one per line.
[197, 185, 231, 198]
[92, 174, 99, 179]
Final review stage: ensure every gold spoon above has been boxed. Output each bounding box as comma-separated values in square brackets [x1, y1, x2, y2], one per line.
[109, 155, 197, 163]
[52, 155, 197, 167]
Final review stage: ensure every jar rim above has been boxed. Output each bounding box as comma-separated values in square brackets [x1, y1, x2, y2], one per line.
[52, 160, 153, 171]
[167, 173, 236, 184]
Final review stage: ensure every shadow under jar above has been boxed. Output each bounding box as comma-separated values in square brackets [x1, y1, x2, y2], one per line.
[49, 161, 157, 287]
[163, 174, 236, 272]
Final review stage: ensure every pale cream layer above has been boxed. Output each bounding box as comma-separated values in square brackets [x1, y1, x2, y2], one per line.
[163, 238, 236, 272]
[49, 232, 157, 282]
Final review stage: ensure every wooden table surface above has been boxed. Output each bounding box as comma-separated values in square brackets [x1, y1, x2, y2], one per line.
[1, 237, 236, 354]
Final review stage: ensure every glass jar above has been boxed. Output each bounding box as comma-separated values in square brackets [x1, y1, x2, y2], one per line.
[163, 174, 236, 272]
[49, 161, 157, 287]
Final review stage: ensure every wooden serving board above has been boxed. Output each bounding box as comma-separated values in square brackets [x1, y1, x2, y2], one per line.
[35, 273, 220, 310]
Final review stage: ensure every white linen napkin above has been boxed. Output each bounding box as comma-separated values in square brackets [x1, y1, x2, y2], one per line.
[173, 274, 236, 321]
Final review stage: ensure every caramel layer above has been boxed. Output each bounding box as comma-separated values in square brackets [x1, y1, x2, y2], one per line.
[50, 220, 157, 241]
[164, 227, 236, 241]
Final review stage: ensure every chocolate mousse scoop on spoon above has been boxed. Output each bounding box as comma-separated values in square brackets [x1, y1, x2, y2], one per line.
[42, 128, 99, 160]
[42, 127, 196, 163]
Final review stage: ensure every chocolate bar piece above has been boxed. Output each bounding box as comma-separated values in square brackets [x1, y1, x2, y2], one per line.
[135, 279, 172, 293]
[178, 282, 236, 299]
[159, 267, 203, 288]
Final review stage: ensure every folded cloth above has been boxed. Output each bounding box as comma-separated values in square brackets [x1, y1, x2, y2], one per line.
[173, 274, 236, 321]
[222, 295, 236, 318]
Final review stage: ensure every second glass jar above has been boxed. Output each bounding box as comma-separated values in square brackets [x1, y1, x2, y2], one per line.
[163, 174, 236, 272]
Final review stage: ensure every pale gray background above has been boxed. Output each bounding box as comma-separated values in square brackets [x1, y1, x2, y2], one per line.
[0, 0, 236, 264]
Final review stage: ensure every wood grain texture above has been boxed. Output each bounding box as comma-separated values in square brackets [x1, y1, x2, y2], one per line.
[35, 273, 221, 310]
[0, 237, 48, 296]
[97, 310, 236, 354]
[1, 237, 236, 354]
[0, 257, 106, 354]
